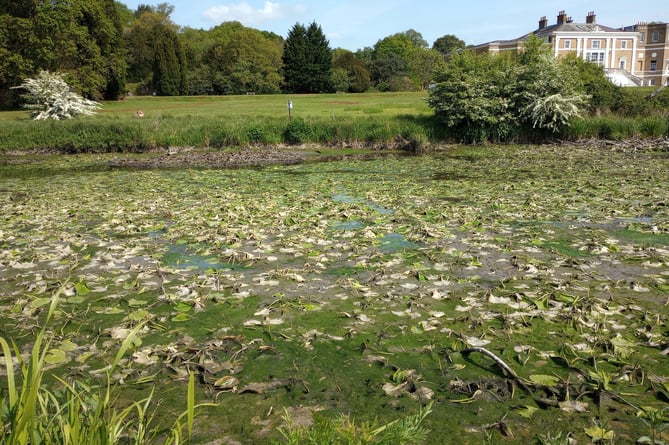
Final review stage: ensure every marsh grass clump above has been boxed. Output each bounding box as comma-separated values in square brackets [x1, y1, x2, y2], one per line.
[276, 402, 433, 445]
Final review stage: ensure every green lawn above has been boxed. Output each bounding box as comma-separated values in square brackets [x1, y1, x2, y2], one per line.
[1, 92, 432, 122]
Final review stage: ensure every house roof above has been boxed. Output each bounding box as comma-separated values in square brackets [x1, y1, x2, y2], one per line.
[535, 22, 626, 36]
[481, 21, 634, 46]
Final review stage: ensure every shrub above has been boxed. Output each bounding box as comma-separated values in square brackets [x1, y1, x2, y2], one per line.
[246, 125, 267, 144]
[428, 36, 588, 143]
[11, 71, 100, 120]
[283, 118, 312, 144]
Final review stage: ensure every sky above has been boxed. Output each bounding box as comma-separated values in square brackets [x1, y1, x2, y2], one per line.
[120, 0, 668, 51]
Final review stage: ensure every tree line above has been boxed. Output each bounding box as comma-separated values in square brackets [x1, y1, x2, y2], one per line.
[0, 1, 466, 107]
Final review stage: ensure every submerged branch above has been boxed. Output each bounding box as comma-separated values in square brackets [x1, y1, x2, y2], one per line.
[461, 346, 533, 395]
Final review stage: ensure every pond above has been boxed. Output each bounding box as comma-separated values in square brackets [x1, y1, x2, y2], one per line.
[1, 145, 668, 444]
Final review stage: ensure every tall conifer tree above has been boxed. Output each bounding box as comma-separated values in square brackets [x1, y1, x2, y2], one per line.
[282, 21, 332, 93]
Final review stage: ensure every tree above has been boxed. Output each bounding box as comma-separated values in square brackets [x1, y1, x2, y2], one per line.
[282, 21, 332, 93]
[372, 30, 433, 90]
[12, 70, 100, 120]
[206, 24, 283, 94]
[0, 0, 126, 106]
[124, 4, 186, 95]
[331, 67, 350, 92]
[372, 52, 407, 91]
[333, 51, 370, 93]
[408, 48, 445, 90]
[514, 35, 587, 133]
[152, 26, 186, 95]
[432, 34, 466, 56]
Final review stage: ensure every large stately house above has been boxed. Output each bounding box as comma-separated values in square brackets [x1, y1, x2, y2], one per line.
[474, 11, 669, 87]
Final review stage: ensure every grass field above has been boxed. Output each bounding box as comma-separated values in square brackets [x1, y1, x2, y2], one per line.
[1, 92, 432, 122]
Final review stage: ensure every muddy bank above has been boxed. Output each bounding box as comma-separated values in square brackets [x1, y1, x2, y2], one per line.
[106, 148, 307, 169]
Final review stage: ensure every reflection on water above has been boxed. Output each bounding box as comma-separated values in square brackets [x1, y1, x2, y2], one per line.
[332, 193, 394, 215]
[330, 220, 366, 231]
[160, 243, 243, 271]
[379, 233, 420, 251]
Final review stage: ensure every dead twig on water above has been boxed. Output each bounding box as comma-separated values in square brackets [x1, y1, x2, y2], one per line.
[462, 346, 533, 395]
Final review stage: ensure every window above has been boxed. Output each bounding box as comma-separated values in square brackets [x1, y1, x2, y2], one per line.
[640, 32, 645, 42]
[619, 59, 626, 70]
[649, 79, 656, 86]
[650, 60, 657, 71]
[564, 40, 571, 49]
[621, 40, 628, 49]
[652, 31, 659, 42]
[591, 40, 601, 49]
[586, 52, 605, 66]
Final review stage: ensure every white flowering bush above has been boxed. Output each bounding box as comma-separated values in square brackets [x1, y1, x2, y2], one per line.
[12, 71, 100, 120]
[524, 92, 588, 133]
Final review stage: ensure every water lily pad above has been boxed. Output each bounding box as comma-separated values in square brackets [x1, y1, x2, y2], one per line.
[213, 375, 239, 390]
[171, 313, 191, 322]
[44, 348, 68, 364]
[529, 374, 560, 386]
[75, 281, 90, 295]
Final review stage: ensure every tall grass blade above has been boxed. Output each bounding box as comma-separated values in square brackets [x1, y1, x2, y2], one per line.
[187, 372, 195, 440]
[0, 337, 18, 408]
[111, 321, 146, 371]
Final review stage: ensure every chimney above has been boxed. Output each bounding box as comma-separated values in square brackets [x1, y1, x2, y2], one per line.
[557, 10, 567, 25]
[586, 11, 596, 24]
[538, 16, 548, 29]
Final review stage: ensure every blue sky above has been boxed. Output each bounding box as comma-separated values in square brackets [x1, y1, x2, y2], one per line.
[120, 1, 667, 50]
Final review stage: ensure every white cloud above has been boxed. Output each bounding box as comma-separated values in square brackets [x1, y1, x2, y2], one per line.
[203, 1, 291, 25]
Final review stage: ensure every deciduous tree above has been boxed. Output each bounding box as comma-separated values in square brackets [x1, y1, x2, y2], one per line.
[372, 29, 430, 91]
[206, 25, 283, 94]
[124, 4, 185, 95]
[432, 34, 466, 56]
[333, 51, 370, 93]
[0, 0, 126, 106]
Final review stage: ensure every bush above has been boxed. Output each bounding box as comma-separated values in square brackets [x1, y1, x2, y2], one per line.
[428, 36, 588, 143]
[11, 71, 100, 120]
[283, 118, 312, 144]
[246, 125, 267, 144]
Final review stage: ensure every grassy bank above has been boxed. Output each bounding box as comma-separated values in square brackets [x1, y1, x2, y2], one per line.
[1, 92, 667, 152]
[0, 93, 435, 152]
